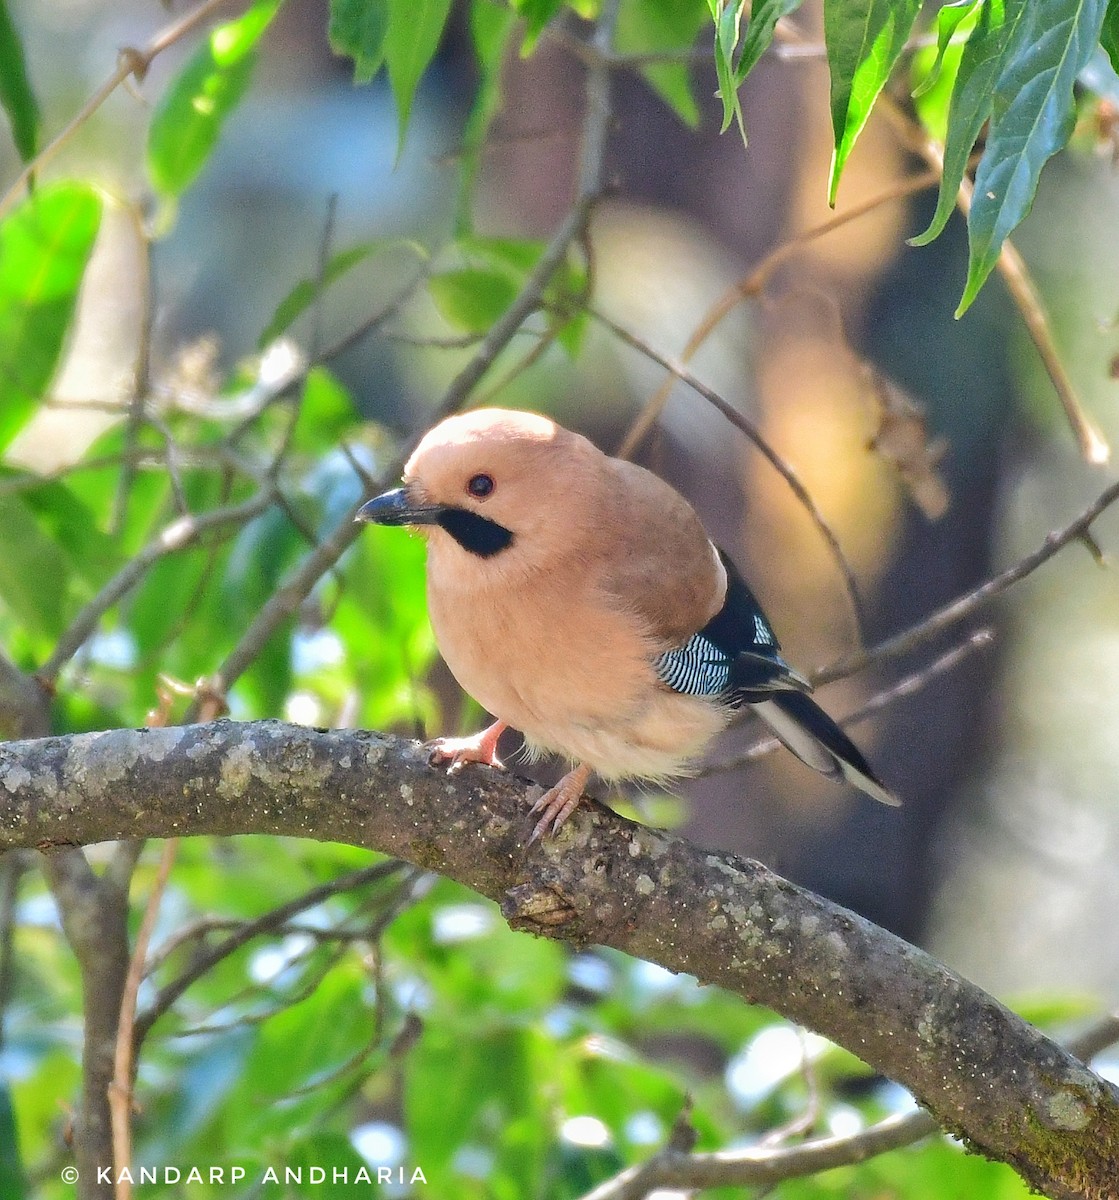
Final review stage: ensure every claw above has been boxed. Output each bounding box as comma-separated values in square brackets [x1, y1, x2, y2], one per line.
[426, 720, 507, 773]
[527, 764, 592, 844]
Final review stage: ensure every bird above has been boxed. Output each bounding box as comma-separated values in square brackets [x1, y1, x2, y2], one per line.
[356, 407, 897, 842]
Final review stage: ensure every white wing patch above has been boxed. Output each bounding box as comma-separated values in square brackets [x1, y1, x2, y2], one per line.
[753, 614, 775, 646]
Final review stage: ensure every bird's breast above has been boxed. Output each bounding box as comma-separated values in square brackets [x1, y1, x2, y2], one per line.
[426, 565, 727, 780]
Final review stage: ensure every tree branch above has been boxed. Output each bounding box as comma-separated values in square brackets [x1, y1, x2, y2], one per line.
[1, 720, 1116, 1197]
[39, 848, 131, 1200]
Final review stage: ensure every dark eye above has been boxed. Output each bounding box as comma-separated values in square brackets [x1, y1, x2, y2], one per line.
[467, 473, 494, 498]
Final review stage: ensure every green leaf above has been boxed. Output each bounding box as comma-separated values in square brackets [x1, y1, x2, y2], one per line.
[1104, 0, 1119, 73]
[287, 1134, 379, 1199]
[292, 366, 360, 452]
[328, 0, 389, 82]
[0, 497, 71, 636]
[429, 267, 520, 333]
[147, 0, 284, 199]
[736, 0, 805, 83]
[0, 182, 102, 452]
[22, 481, 121, 591]
[911, 0, 981, 99]
[509, 0, 566, 52]
[0, 0, 38, 160]
[259, 242, 389, 347]
[910, 0, 1021, 248]
[384, 0, 453, 156]
[0, 1081, 26, 1200]
[712, 0, 746, 137]
[335, 519, 435, 730]
[959, 0, 1109, 312]
[824, 0, 923, 205]
[616, 0, 708, 127]
[457, 0, 517, 230]
[222, 505, 306, 630]
[911, 0, 982, 143]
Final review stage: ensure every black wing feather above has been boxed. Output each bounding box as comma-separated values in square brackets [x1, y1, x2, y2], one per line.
[655, 550, 809, 703]
[654, 548, 898, 806]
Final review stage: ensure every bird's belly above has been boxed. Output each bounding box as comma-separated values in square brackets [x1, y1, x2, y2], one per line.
[430, 579, 728, 780]
[522, 690, 730, 782]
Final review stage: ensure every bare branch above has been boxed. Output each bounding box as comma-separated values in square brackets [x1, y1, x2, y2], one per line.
[819, 477, 1119, 685]
[591, 307, 867, 643]
[582, 1010, 1119, 1200]
[110, 841, 178, 1200]
[2, 720, 1116, 1198]
[39, 848, 131, 1200]
[703, 628, 994, 777]
[134, 860, 407, 1047]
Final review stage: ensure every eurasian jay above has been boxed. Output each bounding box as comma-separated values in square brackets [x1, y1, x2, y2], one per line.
[357, 408, 897, 841]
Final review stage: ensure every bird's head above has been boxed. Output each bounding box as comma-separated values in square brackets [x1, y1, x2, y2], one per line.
[356, 408, 604, 572]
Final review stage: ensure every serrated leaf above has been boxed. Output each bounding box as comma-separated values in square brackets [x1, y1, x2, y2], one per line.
[328, 0, 389, 83]
[910, 0, 1021, 248]
[0, 0, 38, 160]
[959, 0, 1109, 312]
[1104, 0, 1119, 73]
[147, 0, 283, 199]
[0, 182, 101, 453]
[824, 0, 923, 205]
[429, 267, 520, 333]
[385, 0, 453, 156]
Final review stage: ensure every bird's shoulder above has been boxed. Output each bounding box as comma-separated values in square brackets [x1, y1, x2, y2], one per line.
[592, 458, 726, 648]
[654, 550, 810, 702]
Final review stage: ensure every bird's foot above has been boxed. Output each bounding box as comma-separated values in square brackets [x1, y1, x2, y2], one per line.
[426, 720, 507, 774]
[527, 763, 592, 844]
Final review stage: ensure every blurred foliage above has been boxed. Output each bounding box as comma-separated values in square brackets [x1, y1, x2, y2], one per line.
[0, 0, 1114, 1196]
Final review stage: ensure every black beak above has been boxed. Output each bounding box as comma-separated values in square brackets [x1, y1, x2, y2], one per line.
[355, 487, 443, 527]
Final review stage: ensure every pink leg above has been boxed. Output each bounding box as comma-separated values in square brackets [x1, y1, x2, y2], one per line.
[427, 720, 507, 773]
[527, 763, 592, 843]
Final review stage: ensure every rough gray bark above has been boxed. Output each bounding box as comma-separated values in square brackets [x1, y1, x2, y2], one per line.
[1, 718, 1116, 1198]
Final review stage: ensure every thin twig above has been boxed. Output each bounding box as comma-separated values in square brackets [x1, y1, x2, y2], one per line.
[580, 1006, 1119, 1200]
[615, 167, 942, 462]
[876, 96, 1109, 466]
[0, 0, 238, 221]
[109, 840, 178, 1200]
[133, 860, 407, 1047]
[702, 628, 994, 776]
[40, 489, 277, 683]
[111, 213, 156, 536]
[818, 478, 1119, 686]
[183, 0, 623, 715]
[591, 307, 867, 643]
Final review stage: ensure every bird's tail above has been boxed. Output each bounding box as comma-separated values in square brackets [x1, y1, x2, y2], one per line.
[753, 691, 899, 807]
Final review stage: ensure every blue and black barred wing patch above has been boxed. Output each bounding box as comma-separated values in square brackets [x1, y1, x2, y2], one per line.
[657, 548, 811, 704]
[654, 634, 731, 696]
